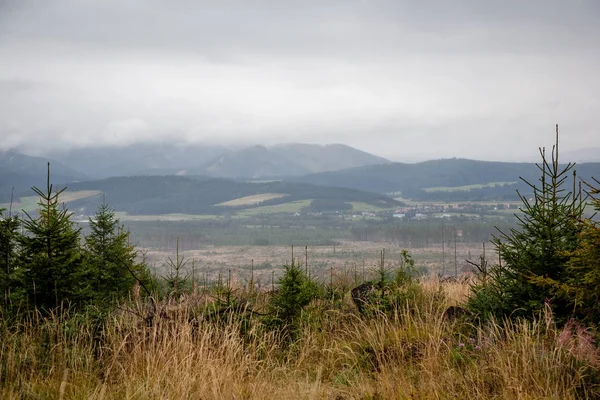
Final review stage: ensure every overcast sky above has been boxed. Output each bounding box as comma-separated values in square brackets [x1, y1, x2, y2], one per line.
[0, 0, 598, 161]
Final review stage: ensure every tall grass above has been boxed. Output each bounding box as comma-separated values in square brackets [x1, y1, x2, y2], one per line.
[1, 277, 598, 399]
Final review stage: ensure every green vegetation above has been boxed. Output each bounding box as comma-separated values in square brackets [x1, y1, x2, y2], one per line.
[216, 193, 287, 206]
[235, 200, 312, 216]
[65, 176, 399, 215]
[2, 166, 151, 314]
[3, 190, 102, 213]
[84, 202, 150, 304]
[11, 170, 88, 312]
[293, 158, 600, 201]
[469, 129, 600, 327]
[424, 181, 517, 192]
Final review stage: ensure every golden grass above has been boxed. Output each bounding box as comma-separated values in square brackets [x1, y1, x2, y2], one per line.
[1, 278, 598, 399]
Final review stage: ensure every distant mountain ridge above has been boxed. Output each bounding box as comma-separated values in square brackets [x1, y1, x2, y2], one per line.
[0, 150, 88, 202]
[290, 158, 600, 195]
[4, 145, 600, 206]
[47, 143, 231, 178]
[559, 147, 600, 163]
[199, 143, 390, 178]
[41, 142, 389, 179]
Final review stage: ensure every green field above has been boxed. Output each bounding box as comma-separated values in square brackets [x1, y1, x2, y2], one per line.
[113, 212, 223, 221]
[424, 182, 517, 192]
[349, 201, 395, 212]
[216, 193, 287, 207]
[2, 190, 102, 212]
[235, 200, 313, 216]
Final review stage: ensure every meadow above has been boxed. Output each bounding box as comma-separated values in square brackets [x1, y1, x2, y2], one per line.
[423, 182, 517, 192]
[1, 274, 597, 399]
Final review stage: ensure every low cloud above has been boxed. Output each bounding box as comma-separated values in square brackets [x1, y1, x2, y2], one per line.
[0, 0, 598, 161]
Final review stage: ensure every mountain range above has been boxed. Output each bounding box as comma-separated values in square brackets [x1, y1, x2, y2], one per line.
[43, 142, 389, 179]
[2, 142, 600, 208]
[0, 150, 88, 201]
[290, 158, 600, 200]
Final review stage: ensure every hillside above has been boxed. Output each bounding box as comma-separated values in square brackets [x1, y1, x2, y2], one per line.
[201, 145, 310, 178]
[199, 143, 390, 178]
[47, 143, 231, 178]
[40, 143, 390, 179]
[0, 151, 88, 202]
[290, 158, 600, 200]
[559, 147, 600, 163]
[63, 175, 400, 215]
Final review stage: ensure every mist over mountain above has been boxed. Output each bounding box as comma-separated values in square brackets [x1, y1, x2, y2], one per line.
[3, 141, 600, 207]
[36, 142, 390, 179]
[46, 143, 231, 178]
[557, 147, 600, 163]
[200, 143, 390, 178]
[0, 150, 88, 196]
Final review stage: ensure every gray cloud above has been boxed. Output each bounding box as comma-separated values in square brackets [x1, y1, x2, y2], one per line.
[0, 0, 599, 161]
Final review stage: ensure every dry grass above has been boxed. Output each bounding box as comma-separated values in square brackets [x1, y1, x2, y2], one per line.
[1, 278, 598, 399]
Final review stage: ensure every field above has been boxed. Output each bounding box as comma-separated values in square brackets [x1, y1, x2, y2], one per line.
[235, 200, 313, 216]
[1, 190, 101, 212]
[348, 201, 395, 212]
[216, 193, 287, 206]
[424, 181, 517, 192]
[112, 212, 223, 222]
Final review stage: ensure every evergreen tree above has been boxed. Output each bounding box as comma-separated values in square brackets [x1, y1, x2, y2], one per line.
[13, 164, 86, 312]
[85, 201, 149, 303]
[0, 207, 20, 300]
[162, 237, 190, 298]
[530, 179, 600, 324]
[269, 259, 320, 327]
[469, 126, 585, 322]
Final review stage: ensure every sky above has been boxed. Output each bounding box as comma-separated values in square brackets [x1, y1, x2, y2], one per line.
[0, 0, 599, 161]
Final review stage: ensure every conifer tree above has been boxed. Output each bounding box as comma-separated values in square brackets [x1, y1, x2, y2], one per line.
[13, 164, 86, 312]
[85, 201, 149, 303]
[531, 178, 600, 324]
[469, 126, 585, 321]
[269, 259, 319, 327]
[0, 207, 19, 300]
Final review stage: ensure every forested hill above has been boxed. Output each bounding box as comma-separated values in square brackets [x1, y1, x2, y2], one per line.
[289, 158, 600, 198]
[0, 151, 88, 201]
[64, 176, 400, 215]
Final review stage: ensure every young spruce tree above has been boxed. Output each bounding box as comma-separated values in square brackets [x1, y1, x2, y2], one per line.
[0, 207, 20, 301]
[469, 125, 585, 322]
[531, 178, 600, 324]
[13, 164, 86, 312]
[85, 201, 150, 303]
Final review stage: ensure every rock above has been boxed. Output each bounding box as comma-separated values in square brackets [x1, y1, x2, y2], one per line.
[351, 282, 375, 314]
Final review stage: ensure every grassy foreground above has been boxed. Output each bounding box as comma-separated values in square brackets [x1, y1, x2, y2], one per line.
[1, 277, 598, 399]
